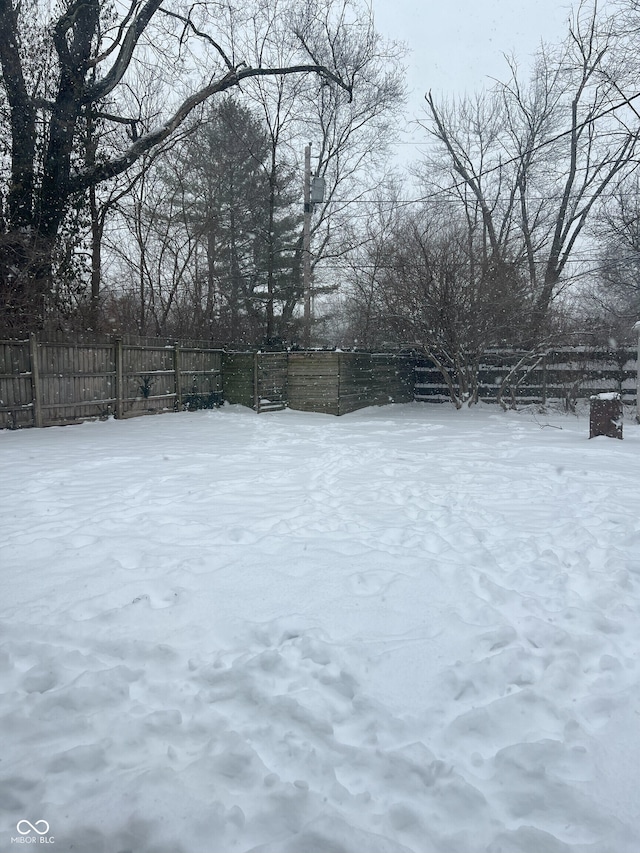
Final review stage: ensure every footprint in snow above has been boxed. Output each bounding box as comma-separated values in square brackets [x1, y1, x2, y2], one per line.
[347, 569, 400, 596]
[131, 590, 181, 609]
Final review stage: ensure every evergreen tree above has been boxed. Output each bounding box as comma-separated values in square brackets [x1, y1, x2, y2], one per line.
[166, 97, 302, 344]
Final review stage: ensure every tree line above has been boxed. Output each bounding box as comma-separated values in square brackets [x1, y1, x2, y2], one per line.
[0, 0, 402, 343]
[1, 0, 640, 401]
[340, 1, 640, 404]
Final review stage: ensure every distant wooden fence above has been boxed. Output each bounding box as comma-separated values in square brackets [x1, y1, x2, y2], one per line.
[415, 347, 638, 406]
[224, 351, 415, 416]
[0, 334, 222, 429]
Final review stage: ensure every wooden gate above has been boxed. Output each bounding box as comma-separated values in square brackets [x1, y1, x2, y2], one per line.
[254, 352, 288, 412]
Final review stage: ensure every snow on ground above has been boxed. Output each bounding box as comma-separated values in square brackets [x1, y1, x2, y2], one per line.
[1, 402, 639, 853]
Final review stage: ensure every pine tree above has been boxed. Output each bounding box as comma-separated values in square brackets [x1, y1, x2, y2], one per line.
[165, 97, 302, 344]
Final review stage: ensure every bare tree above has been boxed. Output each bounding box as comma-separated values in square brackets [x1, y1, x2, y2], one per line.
[99, 0, 405, 346]
[0, 0, 369, 333]
[242, 0, 406, 344]
[580, 177, 640, 340]
[343, 196, 529, 407]
[104, 155, 202, 337]
[338, 2, 640, 407]
[339, 181, 406, 349]
[422, 0, 640, 345]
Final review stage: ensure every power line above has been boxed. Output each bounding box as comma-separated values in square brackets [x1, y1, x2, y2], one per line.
[312, 252, 640, 277]
[326, 89, 640, 208]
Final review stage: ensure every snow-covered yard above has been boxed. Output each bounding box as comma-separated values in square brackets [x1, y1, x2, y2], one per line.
[1, 402, 639, 853]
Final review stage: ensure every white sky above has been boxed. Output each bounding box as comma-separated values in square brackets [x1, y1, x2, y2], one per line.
[373, 0, 576, 98]
[371, 0, 580, 159]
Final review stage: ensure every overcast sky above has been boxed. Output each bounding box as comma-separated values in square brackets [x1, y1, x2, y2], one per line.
[371, 0, 582, 159]
[373, 0, 576, 97]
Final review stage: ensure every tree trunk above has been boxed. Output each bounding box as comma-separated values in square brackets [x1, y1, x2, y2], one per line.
[0, 233, 53, 333]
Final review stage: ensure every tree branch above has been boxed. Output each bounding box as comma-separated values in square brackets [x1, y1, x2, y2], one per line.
[70, 62, 351, 193]
[158, 7, 235, 71]
[81, 0, 165, 105]
[88, 0, 141, 68]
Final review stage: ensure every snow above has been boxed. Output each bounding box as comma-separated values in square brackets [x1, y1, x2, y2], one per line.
[1, 402, 639, 853]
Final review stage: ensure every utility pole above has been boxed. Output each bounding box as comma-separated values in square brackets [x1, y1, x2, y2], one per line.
[303, 143, 312, 349]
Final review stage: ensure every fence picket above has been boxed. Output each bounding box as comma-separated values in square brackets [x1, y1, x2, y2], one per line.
[28, 333, 43, 428]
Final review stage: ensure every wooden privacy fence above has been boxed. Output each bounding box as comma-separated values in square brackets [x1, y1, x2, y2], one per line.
[0, 340, 414, 428]
[415, 347, 638, 406]
[0, 334, 222, 429]
[223, 351, 416, 416]
[213, 352, 290, 414]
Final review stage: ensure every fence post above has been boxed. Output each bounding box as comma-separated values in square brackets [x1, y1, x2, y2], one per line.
[174, 343, 182, 411]
[29, 332, 43, 428]
[253, 352, 259, 412]
[590, 392, 623, 439]
[635, 322, 640, 423]
[114, 337, 124, 419]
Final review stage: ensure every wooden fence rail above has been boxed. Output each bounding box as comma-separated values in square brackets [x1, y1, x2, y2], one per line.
[414, 347, 638, 406]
